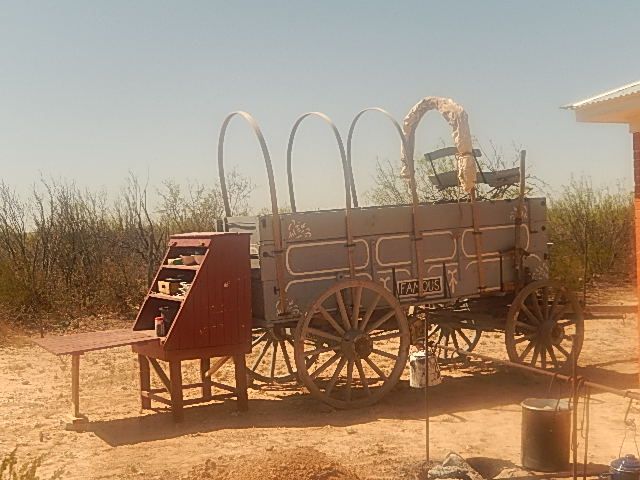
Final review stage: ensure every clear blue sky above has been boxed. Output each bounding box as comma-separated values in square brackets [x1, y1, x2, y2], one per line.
[1, 1, 638, 211]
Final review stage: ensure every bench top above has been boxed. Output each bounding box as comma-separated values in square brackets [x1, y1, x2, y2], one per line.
[32, 328, 157, 355]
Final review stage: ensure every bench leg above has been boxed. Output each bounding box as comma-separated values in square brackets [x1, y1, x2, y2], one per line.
[169, 360, 184, 422]
[138, 354, 151, 410]
[200, 358, 212, 401]
[233, 354, 248, 412]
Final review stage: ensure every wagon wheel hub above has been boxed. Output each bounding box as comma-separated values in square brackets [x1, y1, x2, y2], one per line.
[537, 320, 565, 346]
[341, 329, 373, 360]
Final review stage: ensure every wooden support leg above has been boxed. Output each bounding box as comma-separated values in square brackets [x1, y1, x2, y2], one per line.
[71, 353, 81, 418]
[65, 353, 88, 431]
[200, 358, 212, 401]
[138, 354, 151, 410]
[233, 354, 248, 412]
[169, 360, 184, 422]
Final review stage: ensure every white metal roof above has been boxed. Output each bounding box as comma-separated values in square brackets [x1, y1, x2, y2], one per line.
[563, 80, 640, 110]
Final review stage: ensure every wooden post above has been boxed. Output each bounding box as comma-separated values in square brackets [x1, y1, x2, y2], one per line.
[169, 360, 184, 422]
[233, 354, 249, 412]
[201, 358, 212, 401]
[71, 354, 81, 418]
[138, 354, 151, 409]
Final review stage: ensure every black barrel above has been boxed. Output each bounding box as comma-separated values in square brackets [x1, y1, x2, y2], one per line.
[521, 398, 571, 472]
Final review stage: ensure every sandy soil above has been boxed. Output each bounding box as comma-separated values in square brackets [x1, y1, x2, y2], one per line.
[1, 287, 639, 479]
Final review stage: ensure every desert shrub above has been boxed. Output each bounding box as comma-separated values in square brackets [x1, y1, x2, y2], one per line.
[547, 177, 634, 291]
[0, 170, 252, 330]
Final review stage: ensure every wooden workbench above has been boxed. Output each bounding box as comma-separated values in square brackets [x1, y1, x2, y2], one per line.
[32, 329, 157, 427]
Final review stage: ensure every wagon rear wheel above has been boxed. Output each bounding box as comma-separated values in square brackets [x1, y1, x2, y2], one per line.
[505, 280, 584, 370]
[248, 326, 298, 383]
[428, 319, 482, 363]
[294, 279, 410, 409]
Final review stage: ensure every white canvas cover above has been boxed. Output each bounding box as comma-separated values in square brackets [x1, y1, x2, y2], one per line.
[401, 97, 476, 192]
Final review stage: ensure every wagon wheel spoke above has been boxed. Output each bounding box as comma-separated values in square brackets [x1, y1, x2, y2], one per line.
[541, 348, 547, 369]
[365, 310, 396, 334]
[334, 290, 351, 331]
[370, 331, 402, 342]
[529, 292, 544, 323]
[555, 344, 571, 358]
[279, 340, 295, 377]
[520, 303, 541, 325]
[251, 339, 272, 371]
[518, 341, 535, 362]
[306, 327, 342, 343]
[325, 357, 347, 396]
[304, 344, 339, 358]
[451, 331, 461, 352]
[310, 352, 340, 379]
[344, 360, 354, 401]
[350, 286, 363, 329]
[363, 356, 388, 381]
[443, 333, 450, 359]
[515, 321, 536, 332]
[359, 293, 381, 332]
[270, 340, 279, 382]
[249, 328, 299, 384]
[371, 348, 397, 361]
[355, 358, 371, 397]
[318, 306, 346, 336]
[514, 333, 535, 344]
[547, 345, 560, 369]
[457, 329, 472, 347]
[530, 343, 541, 366]
[252, 333, 268, 348]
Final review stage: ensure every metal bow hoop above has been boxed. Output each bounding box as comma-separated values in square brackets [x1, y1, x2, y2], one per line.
[286, 112, 356, 278]
[217, 111, 288, 314]
[286, 112, 352, 214]
[346, 107, 418, 207]
[346, 107, 425, 296]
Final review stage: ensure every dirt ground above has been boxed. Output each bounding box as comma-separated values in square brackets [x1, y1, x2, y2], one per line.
[1, 286, 639, 479]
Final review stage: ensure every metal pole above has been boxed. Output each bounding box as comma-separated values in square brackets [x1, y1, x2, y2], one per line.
[425, 317, 430, 467]
[572, 353, 578, 480]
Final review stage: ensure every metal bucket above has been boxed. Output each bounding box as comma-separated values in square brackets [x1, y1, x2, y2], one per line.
[521, 398, 571, 472]
[409, 351, 441, 388]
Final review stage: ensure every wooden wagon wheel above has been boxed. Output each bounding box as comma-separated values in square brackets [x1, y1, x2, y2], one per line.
[248, 326, 298, 383]
[294, 279, 410, 409]
[428, 318, 482, 362]
[505, 280, 584, 370]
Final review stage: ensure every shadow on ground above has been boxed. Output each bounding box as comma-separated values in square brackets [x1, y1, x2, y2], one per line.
[91, 359, 638, 447]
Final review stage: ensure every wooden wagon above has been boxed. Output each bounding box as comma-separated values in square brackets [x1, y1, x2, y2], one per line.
[215, 99, 584, 409]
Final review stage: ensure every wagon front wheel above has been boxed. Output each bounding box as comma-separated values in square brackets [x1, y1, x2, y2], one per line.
[294, 279, 410, 409]
[505, 280, 584, 371]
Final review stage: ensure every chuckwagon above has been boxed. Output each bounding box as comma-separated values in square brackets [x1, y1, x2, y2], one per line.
[216, 98, 584, 409]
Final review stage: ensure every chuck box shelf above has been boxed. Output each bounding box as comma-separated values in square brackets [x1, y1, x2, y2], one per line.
[133, 232, 252, 355]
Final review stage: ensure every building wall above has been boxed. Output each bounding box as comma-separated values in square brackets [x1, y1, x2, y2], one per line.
[635, 131, 640, 197]
[635, 132, 640, 320]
